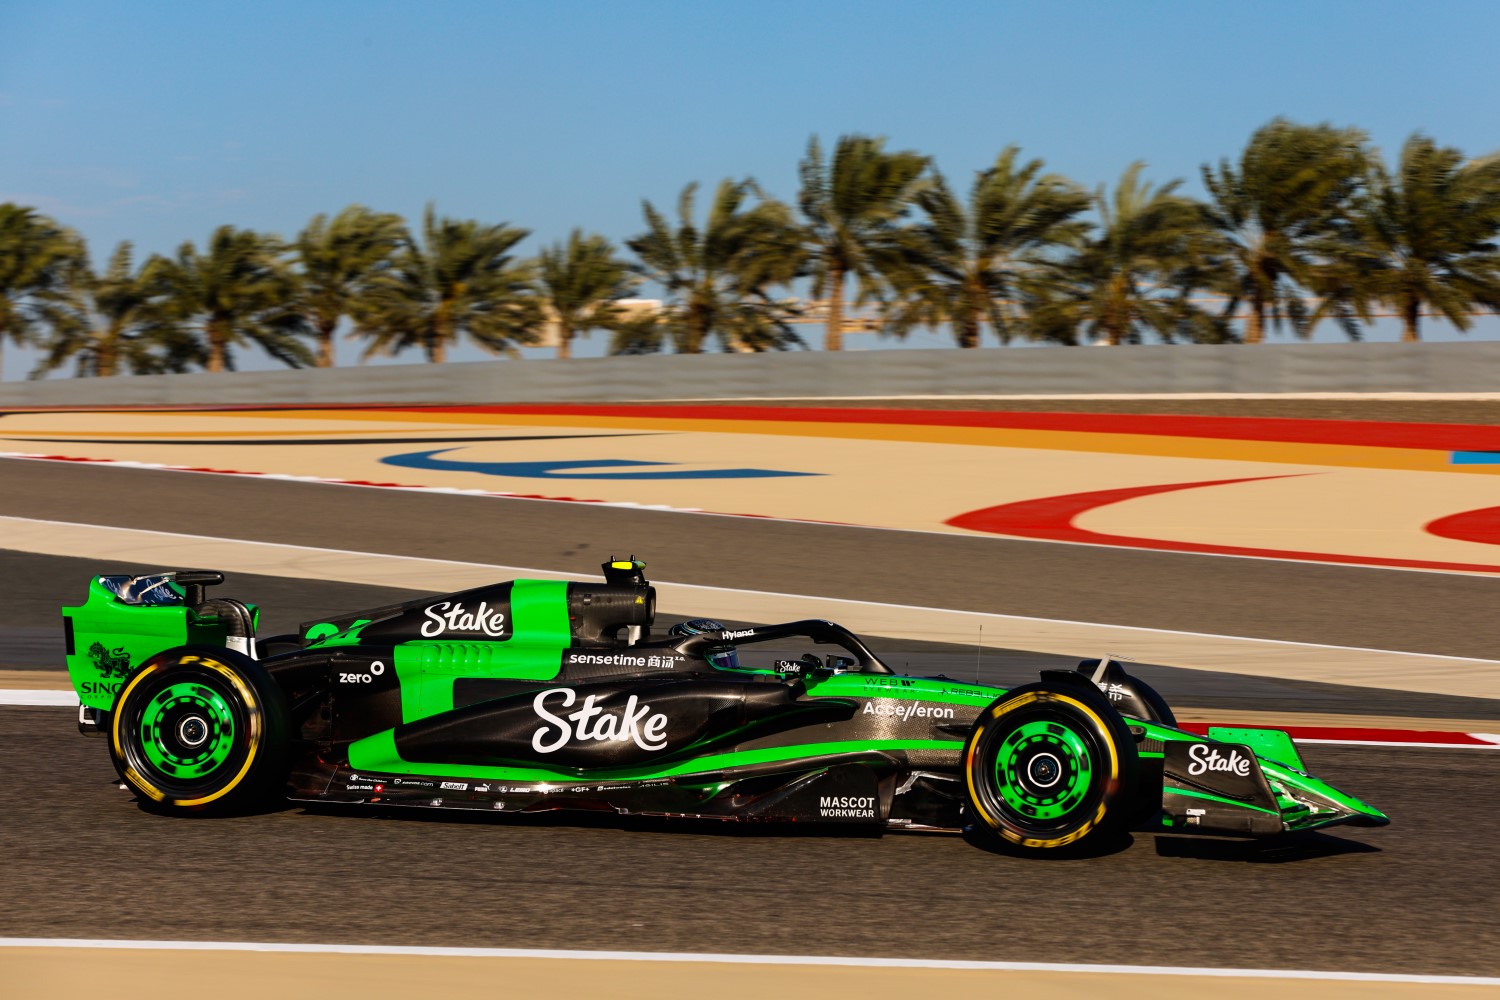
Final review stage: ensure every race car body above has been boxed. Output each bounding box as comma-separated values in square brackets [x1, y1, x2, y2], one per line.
[62, 560, 1387, 851]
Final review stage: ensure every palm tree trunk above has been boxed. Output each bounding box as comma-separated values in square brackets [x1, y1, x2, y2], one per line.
[957, 306, 981, 349]
[1401, 299, 1421, 342]
[429, 338, 447, 364]
[1245, 302, 1265, 345]
[98, 326, 117, 377]
[824, 266, 846, 352]
[206, 318, 226, 372]
[317, 319, 337, 368]
[557, 324, 572, 360]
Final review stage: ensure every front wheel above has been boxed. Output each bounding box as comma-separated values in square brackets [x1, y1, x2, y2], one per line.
[962, 679, 1139, 852]
[109, 646, 291, 814]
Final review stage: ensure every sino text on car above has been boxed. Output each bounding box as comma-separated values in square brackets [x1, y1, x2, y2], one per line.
[62, 558, 1387, 853]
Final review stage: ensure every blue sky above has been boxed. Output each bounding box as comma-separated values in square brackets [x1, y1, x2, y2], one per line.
[3, 0, 1498, 373]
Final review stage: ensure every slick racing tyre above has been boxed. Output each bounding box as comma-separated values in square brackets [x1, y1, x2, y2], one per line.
[109, 646, 291, 814]
[962, 679, 1139, 852]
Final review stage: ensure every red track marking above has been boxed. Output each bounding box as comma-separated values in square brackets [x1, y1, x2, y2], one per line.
[1178, 722, 1500, 748]
[394, 404, 1500, 451]
[944, 476, 1500, 574]
[1425, 505, 1500, 547]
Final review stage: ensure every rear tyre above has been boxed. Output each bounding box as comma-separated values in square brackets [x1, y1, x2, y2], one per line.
[109, 646, 291, 814]
[962, 679, 1138, 852]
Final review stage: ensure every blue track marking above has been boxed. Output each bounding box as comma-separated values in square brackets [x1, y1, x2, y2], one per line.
[1451, 452, 1500, 464]
[380, 449, 820, 480]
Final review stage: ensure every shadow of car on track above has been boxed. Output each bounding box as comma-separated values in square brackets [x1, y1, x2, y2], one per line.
[292, 801, 890, 841]
[958, 826, 1136, 861]
[1149, 830, 1381, 863]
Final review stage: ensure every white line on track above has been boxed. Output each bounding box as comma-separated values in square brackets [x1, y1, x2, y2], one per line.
[645, 392, 1500, 401]
[0, 937, 1495, 985]
[0, 689, 76, 706]
[8, 513, 1500, 698]
[6, 513, 1498, 666]
[8, 689, 1496, 750]
[10, 449, 1500, 582]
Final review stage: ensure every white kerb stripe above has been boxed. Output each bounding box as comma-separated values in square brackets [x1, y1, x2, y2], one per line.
[0, 689, 79, 707]
[8, 513, 1500, 698]
[0, 938, 1496, 985]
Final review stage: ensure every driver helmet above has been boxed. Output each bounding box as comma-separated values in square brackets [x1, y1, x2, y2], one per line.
[667, 618, 741, 670]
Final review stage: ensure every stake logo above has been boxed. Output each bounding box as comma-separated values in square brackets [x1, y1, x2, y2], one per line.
[531, 687, 669, 753]
[421, 601, 507, 638]
[1186, 743, 1252, 778]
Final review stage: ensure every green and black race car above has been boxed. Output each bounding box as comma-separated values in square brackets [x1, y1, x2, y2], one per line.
[62, 559, 1387, 852]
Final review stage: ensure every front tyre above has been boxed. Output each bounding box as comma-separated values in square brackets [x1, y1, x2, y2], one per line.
[109, 646, 291, 814]
[962, 679, 1138, 852]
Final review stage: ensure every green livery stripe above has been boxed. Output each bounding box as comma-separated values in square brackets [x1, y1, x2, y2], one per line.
[805, 674, 997, 705]
[391, 579, 575, 723]
[510, 580, 572, 643]
[347, 731, 963, 784]
[1167, 785, 1281, 816]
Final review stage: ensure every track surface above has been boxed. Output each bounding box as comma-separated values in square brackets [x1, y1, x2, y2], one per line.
[8, 548, 1500, 720]
[0, 706, 1494, 975]
[8, 458, 1500, 660]
[4, 455, 1500, 977]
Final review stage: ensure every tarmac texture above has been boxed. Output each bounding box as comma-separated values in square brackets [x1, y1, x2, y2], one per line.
[4, 401, 1500, 992]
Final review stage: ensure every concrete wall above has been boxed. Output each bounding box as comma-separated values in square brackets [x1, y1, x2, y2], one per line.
[4, 341, 1499, 407]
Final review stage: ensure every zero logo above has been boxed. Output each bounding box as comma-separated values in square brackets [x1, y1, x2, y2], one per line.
[339, 661, 385, 685]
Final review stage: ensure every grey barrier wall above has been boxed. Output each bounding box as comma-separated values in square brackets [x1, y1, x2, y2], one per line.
[3, 341, 1500, 407]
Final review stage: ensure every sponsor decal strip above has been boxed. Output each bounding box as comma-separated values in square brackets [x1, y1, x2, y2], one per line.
[0, 937, 1495, 985]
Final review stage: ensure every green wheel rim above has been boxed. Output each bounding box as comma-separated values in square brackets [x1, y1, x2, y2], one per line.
[138, 681, 236, 779]
[994, 718, 1092, 822]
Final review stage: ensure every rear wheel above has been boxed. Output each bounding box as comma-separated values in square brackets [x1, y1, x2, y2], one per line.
[109, 646, 290, 814]
[962, 679, 1138, 851]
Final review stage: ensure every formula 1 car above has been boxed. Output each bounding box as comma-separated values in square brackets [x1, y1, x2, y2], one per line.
[61, 560, 1387, 852]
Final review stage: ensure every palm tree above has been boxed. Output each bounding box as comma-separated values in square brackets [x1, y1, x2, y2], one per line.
[798, 134, 930, 351]
[145, 226, 311, 372]
[884, 147, 1090, 347]
[0, 203, 85, 381]
[294, 206, 407, 367]
[536, 229, 636, 359]
[31, 242, 202, 377]
[1319, 135, 1500, 342]
[1026, 163, 1227, 346]
[626, 179, 804, 353]
[1201, 118, 1370, 343]
[355, 205, 539, 363]
[608, 310, 668, 356]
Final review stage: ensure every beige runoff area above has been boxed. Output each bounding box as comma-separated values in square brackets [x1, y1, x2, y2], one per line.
[8, 514, 1500, 702]
[7, 408, 1500, 568]
[5, 949, 1498, 1000]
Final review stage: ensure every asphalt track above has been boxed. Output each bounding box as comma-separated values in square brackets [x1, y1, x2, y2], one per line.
[1, 705, 1496, 976]
[3, 454, 1500, 979]
[8, 456, 1500, 661]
